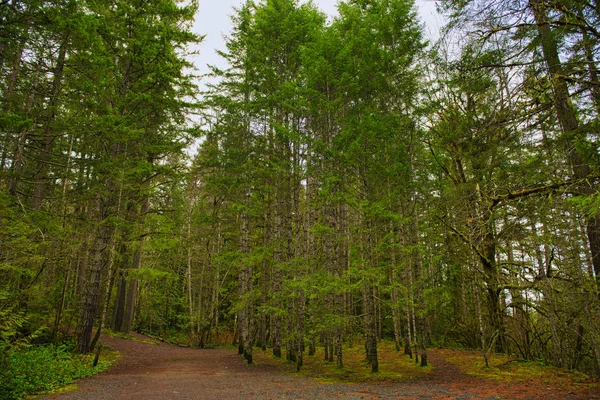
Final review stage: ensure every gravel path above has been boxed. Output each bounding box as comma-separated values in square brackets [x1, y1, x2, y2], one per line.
[39, 333, 599, 399]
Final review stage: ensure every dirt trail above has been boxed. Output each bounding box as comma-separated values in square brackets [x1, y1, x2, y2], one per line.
[40, 334, 599, 399]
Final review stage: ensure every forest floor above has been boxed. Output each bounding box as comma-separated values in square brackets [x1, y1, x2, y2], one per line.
[34, 332, 599, 400]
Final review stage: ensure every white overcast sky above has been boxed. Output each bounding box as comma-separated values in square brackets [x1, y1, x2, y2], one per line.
[192, 0, 442, 79]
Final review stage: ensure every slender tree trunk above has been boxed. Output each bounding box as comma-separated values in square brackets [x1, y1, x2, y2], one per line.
[362, 214, 379, 372]
[286, 299, 296, 362]
[411, 203, 427, 367]
[390, 220, 402, 351]
[186, 217, 194, 340]
[244, 265, 254, 364]
[328, 332, 334, 363]
[258, 206, 270, 351]
[198, 254, 206, 347]
[404, 297, 413, 358]
[272, 210, 283, 358]
[364, 284, 379, 373]
[90, 248, 117, 352]
[297, 289, 305, 371]
[121, 198, 150, 334]
[474, 278, 487, 365]
[121, 246, 139, 333]
[335, 329, 343, 369]
[52, 261, 71, 342]
[111, 244, 129, 331]
[508, 241, 530, 360]
[238, 203, 253, 363]
[533, 222, 564, 367]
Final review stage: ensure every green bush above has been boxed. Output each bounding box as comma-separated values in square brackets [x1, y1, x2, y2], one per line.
[0, 343, 112, 400]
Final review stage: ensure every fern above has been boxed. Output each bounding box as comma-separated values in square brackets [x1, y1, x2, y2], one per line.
[0, 290, 45, 369]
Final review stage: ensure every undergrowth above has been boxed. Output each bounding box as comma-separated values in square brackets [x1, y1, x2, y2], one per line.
[0, 343, 117, 400]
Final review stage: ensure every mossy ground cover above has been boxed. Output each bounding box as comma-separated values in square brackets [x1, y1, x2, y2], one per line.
[441, 348, 598, 391]
[254, 340, 599, 394]
[253, 340, 431, 384]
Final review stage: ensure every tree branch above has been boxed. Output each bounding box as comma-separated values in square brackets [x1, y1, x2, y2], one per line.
[490, 177, 598, 207]
[436, 215, 493, 266]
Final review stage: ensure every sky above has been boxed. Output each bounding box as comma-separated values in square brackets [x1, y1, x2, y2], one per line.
[191, 0, 443, 79]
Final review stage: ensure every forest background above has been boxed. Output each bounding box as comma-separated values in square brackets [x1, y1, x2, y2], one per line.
[1, 0, 600, 391]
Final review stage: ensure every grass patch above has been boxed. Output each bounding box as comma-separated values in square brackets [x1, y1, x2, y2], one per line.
[0, 343, 118, 400]
[253, 340, 430, 384]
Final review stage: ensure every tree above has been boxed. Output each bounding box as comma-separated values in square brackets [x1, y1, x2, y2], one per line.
[435, 0, 600, 374]
[0, 0, 201, 354]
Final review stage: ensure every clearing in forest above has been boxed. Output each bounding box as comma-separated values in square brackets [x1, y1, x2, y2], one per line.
[37, 333, 599, 400]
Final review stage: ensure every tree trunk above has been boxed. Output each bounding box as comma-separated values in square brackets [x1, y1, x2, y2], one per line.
[121, 197, 150, 334]
[52, 261, 71, 342]
[238, 204, 253, 363]
[77, 202, 112, 354]
[121, 245, 140, 334]
[363, 284, 379, 373]
[111, 244, 129, 331]
[272, 210, 283, 358]
[186, 214, 194, 341]
[257, 207, 270, 351]
[90, 247, 117, 352]
[296, 289, 305, 371]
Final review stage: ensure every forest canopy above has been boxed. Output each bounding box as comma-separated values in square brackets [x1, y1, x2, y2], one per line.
[1, 0, 599, 385]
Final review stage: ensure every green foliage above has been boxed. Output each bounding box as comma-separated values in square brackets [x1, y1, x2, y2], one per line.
[0, 311, 46, 355]
[129, 267, 171, 282]
[569, 193, 600, 218]
[0, 301, 27, 358]
[0, 343, 113, 400]
[0, 289, 48, 371]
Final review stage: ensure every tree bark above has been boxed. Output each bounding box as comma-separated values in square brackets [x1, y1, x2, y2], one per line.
[364, 284, 379, 373]
[121, 197, 149, 334]
[272, 209, 283, 358]
[111, 243, 129, 331]
[77, 199, 112, 354]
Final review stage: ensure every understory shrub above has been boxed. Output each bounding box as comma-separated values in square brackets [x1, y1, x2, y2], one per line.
[0, 343, 112, 400]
